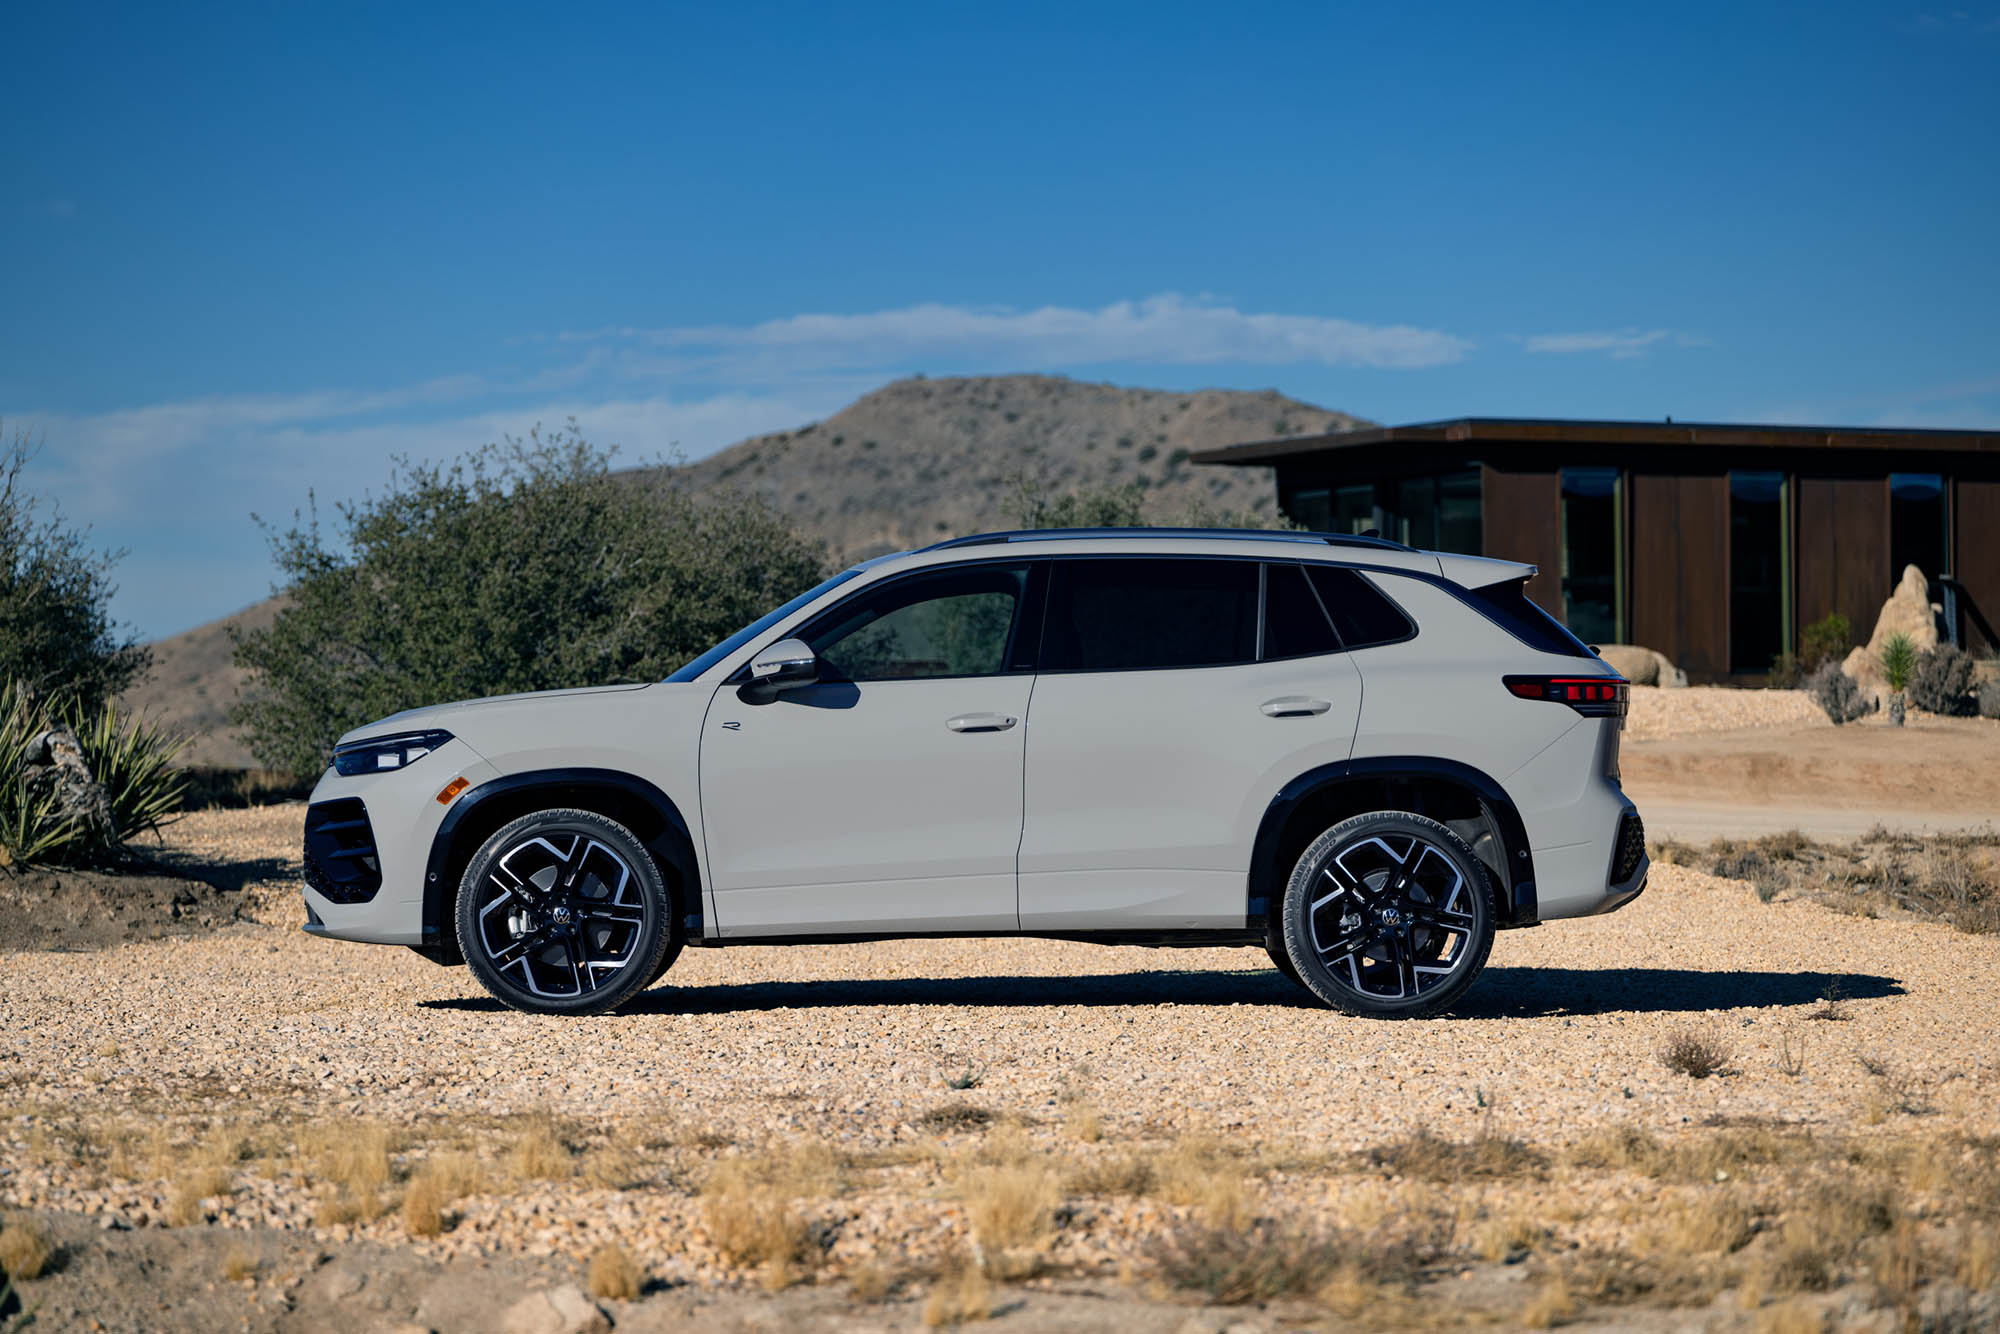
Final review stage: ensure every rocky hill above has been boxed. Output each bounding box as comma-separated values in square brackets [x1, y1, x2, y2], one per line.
[126, 375, 1366, 767]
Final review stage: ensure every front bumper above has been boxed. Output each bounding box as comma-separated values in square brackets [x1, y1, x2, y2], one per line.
[300, 737, 497, 946]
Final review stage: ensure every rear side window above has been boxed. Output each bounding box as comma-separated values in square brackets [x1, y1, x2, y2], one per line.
[1043, 558, 1257, 671]
[1466, 578, 1595, 659]
[1305, 565, 1416, 649]
[1262, 563, 1342, 659]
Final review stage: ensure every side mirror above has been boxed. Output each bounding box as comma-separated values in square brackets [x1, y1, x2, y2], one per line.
[748, 638, 818, 691]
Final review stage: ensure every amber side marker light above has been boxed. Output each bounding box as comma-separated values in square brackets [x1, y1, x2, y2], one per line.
[436, 776, 471, 805]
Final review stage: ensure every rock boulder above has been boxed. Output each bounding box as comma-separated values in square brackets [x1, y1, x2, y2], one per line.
[1595, 644, 1687, 688]
[1841, 564, 1941, 703]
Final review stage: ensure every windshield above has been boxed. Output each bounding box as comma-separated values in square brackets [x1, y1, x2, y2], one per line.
[663, 565, 871, 682]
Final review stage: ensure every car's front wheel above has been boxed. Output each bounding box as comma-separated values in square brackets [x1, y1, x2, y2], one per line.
[456, 808, 678, 1015]
[1279, 811, 1495, 1018]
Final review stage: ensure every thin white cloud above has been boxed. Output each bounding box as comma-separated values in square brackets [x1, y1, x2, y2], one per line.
[561, 293, 1473, 373]
[1518, 328, 1698, 359]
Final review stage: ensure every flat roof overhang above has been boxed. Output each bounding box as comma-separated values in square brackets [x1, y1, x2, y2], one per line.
[1191, 416, 2000, 467]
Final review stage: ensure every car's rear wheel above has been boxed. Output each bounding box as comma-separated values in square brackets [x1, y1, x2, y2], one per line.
[456, 808, 678, 1015]
[1279, 811, 1495, 1019]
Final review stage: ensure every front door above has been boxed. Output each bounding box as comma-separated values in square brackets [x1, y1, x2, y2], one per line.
[701, 561, 1038, 936]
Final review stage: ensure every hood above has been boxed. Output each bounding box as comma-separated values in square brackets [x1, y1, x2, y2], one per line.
[337, 682, 659, 747]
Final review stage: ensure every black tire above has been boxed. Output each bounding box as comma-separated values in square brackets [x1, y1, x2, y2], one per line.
[1280, 810, 1495, 1019]
[1265, 940, 1306, 988]
[456, 808, 679, 1015]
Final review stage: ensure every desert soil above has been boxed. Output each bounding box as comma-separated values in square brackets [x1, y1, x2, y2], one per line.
[3, 784, 1999, 1331]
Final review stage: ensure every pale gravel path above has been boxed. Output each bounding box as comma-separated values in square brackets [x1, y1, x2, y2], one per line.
[1624, 685, 1827, 741]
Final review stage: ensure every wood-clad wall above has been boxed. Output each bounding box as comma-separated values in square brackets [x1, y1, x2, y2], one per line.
[1630, 474, 1729, 678]
[1480, 467, 1561, 614]
[1795, 478, 1889, 642]
[1956, 480, 2000, 653]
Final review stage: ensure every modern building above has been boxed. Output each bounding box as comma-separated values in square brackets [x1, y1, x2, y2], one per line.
[1192, 418, 1999, 684]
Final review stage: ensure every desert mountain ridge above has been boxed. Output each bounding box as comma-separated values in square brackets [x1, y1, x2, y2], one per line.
[125, 374, 1368, 766]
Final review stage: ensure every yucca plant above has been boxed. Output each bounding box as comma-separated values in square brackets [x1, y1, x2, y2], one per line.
[62, 695, 189, 846]
[0, 678, 189, 867]
[0, 681, 78, 866]
[1880, 632, 1918, 727]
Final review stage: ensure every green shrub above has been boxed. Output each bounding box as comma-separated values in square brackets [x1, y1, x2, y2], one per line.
[0, 681, 188, 867]
[1768, 652, 1803, 689]
[1879, 633, 1918, 693]
[1, 428, 149, 713]
[1800, 612, 1853, 672]
[231, 424, 827, 775]
[1910, 644, 1978, 717]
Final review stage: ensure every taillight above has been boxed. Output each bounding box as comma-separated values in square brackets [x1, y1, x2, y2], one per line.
[1503, 675, 1629, 718]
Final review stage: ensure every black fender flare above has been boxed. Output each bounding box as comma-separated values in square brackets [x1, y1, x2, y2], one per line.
[421, 767, 702, 948]
[1246, 755, 1538, 928]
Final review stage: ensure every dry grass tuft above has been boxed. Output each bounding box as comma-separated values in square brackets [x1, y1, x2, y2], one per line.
[587, 1243, 643, 1301]
[1752, 1300, 1825, 1334]
[1362, 1127, 1546, 1182]
[1658, 1027, 1733, 1079]
[1155, 1136, 1256, 1230]
[921, 1104, 995, 1133]
[221, 1246, 259, 1282]
[0, 1215, 54, 1280]
[1063, 1100, 1103, 1144]
[960, 1162, 1060, 1278]
[699, 1141, 841, 1287]
[1066, 1150, 1155, 1198]
[921, 1253, 991, 1326]
[307, 1120, 394, 1225]
[1519, 1272, 1578, 1328]
[506, 1115, 574, 1183]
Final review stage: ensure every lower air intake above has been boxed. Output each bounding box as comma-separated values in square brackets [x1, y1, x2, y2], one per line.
[1613, 810, 1647, 885]
[303, 798, 383, 904]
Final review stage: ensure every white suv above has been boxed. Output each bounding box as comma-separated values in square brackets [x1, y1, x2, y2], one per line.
[302, 529, 1647, 1018]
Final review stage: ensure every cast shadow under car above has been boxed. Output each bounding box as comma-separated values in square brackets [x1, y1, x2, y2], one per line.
[419, 965, 1902, 1019]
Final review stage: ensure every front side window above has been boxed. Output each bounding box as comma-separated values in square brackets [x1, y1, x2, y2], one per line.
[1042, 558, 1258, 671]
[801, 564, 1030, 681]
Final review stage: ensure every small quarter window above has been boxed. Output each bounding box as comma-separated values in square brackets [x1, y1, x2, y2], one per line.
[1262, 563, 1342, 659]
[1304, 566, 1416, 650]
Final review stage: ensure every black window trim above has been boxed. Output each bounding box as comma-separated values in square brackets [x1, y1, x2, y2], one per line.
[1300, 561, 1421, 654]
[728, 556, 1046, 686]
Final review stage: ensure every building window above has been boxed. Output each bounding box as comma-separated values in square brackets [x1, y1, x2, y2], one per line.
[1285, 483, 1378, 535]
[1729, 471, 1791, 674]
[1386, 471, 1481, 554]
[1560, 467, 1623, 646]
[1888, 473, 1949, 586]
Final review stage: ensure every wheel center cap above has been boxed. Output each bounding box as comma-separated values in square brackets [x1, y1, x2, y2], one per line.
[550, 904, 573, 925]
[1378, 905, 1406, 927]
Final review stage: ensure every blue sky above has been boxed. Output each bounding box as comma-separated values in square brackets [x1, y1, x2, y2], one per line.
[5, 2, 1997, 639]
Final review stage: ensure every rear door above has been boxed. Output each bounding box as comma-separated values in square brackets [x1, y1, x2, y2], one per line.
[1017, 558, 1362, 930]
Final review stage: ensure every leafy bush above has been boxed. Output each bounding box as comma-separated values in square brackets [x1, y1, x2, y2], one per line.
[1910, 644, 1978, 716]
[1806, 661, 1870, 725]
[1800, 612, 1853, 672]
[231, 425, 827, 774]
[0, 680, 188, 867]
[1, 428, 149, 713]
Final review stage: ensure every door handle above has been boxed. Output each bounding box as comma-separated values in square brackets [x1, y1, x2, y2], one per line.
[1260, 696, 1332, 718]
[947, 713, 1018, 732]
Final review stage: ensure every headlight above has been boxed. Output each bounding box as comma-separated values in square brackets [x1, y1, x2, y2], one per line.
[331, 728, 454, 777]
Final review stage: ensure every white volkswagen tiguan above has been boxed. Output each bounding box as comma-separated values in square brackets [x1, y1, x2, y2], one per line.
[301, 528, 1647, 1018]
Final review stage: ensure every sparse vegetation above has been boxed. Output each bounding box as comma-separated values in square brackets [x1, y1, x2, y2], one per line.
[1910, 643, 1979, 716]
[1659, 1027, 1733, 1078]
[1880, 632, 1918, 725]
[0, 680, 188, 867]
[1805, 660, 1871, 725]
[0, 1216, 53, 1280]
[921, 1252, 992, 1326]
[1654, 829, 2000, 934]
[231, 424, 827, 773]
[587, 1243, 643, 1300]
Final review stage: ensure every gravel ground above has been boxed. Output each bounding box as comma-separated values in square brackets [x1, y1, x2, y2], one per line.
[1624, 686, 1828, 741]
[4, 806, 2000, 1327]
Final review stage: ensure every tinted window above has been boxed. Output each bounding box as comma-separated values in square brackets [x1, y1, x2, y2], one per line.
[666, 566, 868, 681]
[1305, 565, 1416, 649]
[802, 564, 1030, 681]
[1263, 563, 1342, 659]
[1465, 578, 1594, 659]
[1043, 559, 1257, 671]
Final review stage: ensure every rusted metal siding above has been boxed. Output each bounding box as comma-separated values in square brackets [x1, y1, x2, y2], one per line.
[1479, 465, 1561, 614]
[1796, 477, 1889, 644]
[1631, 473, 1730, 679]
[1955, 479, 2000, 653]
